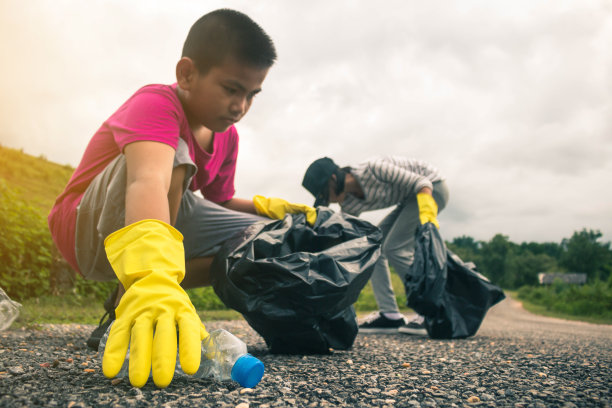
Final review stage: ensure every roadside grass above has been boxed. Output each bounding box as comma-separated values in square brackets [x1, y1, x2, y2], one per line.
[508, 290, 612, 325]
[14, 275, 610, 328]
[355, 272, 413, 318]
[14, 295, 245, 328]
[13, 272, 412, 326]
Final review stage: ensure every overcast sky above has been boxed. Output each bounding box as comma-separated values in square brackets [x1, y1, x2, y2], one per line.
[1, 0, 611, 244]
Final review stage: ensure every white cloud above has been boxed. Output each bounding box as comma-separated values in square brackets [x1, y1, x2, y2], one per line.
[1, 0, 610, 243]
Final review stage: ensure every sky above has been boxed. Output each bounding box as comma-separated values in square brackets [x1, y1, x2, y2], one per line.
[1, 0, 611, 244]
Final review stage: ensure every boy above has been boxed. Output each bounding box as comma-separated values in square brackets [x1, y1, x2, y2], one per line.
[302, 156, 449, 335]
[49, 9, 314, 388]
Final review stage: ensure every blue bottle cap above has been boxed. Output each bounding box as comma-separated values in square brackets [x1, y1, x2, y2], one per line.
[231, 354, 264, 388]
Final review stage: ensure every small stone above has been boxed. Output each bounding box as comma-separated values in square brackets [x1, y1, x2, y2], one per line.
[8, 366, 24, 375]
[240, 388, 254, 394]
[385, 389, 399, 396]
[111, 378, 123, 385]
[481, 393, 495, 401]
[467, 396, 480, 403]
[235, 403, 249, 408]
[402, 362, 411, 368]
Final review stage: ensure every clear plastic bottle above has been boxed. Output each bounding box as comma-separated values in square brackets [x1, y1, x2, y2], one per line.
[0, 287, 21, 331]
[99, 323, 264, 388]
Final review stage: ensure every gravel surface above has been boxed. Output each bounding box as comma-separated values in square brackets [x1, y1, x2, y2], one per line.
[1, 296, 610, 407]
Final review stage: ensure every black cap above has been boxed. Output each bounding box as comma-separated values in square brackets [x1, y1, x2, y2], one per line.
[302, 157, 339, 207]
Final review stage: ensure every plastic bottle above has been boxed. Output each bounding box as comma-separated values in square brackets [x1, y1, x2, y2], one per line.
[0, 287, 21, 331]
[99, 323, 264, 388]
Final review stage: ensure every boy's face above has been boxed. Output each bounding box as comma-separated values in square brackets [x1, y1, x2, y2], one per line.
[179, 57, 269, 132]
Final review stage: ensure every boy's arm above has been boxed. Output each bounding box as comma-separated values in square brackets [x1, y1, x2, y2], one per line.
[220, 197, 257, 214]
[124, 141, 174, 224]
[103, 140, 207, 388]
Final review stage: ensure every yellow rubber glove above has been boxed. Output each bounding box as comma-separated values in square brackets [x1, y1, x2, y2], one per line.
[416, 193, 440, 228]
[253, 195, 317, 226]
[102, 219, 208, 388]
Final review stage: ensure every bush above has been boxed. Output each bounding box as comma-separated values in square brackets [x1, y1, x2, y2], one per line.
[0, 178, 116, 302]
[517, 280, 612, 320]
[187, 287, 229, 310]
[0, 179, 52, 300]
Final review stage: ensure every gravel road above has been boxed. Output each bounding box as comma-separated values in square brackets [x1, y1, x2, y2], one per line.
[1, 296, 610, 407]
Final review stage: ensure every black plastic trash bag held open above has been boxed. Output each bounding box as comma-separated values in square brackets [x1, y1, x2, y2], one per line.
[210, 207, 382, 354]
[404, 223, 505, 339]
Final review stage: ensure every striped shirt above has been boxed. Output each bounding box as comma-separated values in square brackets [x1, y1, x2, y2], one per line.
[341, 156, 443, 216]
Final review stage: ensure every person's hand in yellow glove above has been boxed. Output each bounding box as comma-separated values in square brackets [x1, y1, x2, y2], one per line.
[102, 219, 208, 388]
[253, 195, 317, 226]
[416, 189, 439, 228]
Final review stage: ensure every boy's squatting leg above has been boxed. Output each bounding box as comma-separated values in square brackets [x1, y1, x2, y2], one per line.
[112, 164, 214, 307]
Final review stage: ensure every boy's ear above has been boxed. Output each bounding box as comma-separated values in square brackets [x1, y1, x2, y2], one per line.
[176, 57, 197, 89]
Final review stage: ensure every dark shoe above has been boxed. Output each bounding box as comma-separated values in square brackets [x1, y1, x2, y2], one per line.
[86, 310, 115, 351]
[86, 285, 119, 351]
[358, 312, 406, 333]
[398, 315, 428, 336]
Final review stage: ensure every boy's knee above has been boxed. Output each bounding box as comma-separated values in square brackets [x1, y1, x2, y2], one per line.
[382, 240, 414, 267]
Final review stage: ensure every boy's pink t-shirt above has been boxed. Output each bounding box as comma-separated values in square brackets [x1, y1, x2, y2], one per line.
[48, 83, 239, 274]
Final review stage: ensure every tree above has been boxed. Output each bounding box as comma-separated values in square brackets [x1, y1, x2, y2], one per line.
[519, 241, 562, 259]
[479, 234, 512, 285]
[560, 229, 612, 281]
[505, 251, 557, 288]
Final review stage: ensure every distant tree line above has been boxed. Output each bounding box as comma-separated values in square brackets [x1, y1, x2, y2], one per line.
[447, 229, 612, 289]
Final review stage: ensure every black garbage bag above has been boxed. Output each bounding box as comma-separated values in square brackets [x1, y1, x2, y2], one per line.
[210, 207, 382, 354]
[404, 223, 505, 339]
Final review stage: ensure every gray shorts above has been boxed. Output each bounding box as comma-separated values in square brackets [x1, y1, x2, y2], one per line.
[75, 138, 266, 281]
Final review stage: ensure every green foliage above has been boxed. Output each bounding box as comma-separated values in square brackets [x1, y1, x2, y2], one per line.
[0, 179, 52, 300]
[186, 287, 229, 310]
[560, 229, 611, 281]
[447, 229, 612, 290]
[517, 280, 612, 322]
[0, 146, 114, 302]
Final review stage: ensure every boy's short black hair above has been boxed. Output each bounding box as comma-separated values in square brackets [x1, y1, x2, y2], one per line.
[182, 9, 277, 73]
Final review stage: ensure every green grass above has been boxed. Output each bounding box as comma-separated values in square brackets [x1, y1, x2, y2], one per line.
[509, 289, 612, 325]
[355, 271, 411, 313]
[0, 145, 74, 214]
[13, 294, 244, 328]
